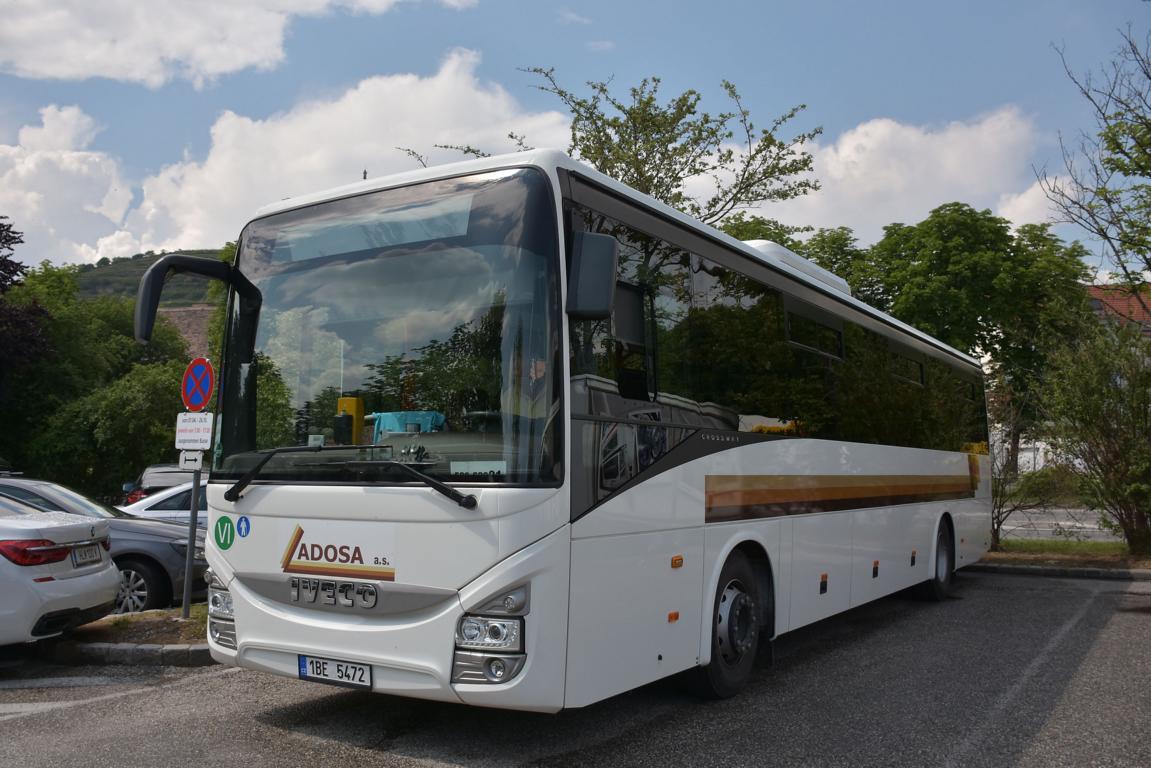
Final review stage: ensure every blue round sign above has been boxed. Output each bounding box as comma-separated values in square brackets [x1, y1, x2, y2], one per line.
[236, 516, 251, 538]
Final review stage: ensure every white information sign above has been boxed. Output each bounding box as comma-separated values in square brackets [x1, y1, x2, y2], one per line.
[179, 450, 203, 471]
[175, 412, 213, 450]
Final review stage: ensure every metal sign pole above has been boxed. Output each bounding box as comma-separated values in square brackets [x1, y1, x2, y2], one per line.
[181, 462, 202, 620]
[176, 357, 214, 621]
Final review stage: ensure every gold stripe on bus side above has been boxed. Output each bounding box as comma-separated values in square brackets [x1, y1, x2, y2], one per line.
[704, 474, 976, 522]
[281, 524, 305, 570]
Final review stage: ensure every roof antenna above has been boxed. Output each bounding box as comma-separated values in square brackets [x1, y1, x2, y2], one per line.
[362, 169, 367, 180]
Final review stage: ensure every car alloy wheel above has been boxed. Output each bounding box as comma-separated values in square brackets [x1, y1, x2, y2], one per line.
[115, 567, 149, 613]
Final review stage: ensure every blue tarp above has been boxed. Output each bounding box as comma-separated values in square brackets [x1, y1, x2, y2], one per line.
[371, 411, 446, 442]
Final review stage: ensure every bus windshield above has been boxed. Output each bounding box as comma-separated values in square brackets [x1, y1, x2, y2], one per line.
[213, 167, 562, 487]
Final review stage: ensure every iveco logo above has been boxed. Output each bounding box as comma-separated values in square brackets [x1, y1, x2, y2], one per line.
[289, 577, 378, 609]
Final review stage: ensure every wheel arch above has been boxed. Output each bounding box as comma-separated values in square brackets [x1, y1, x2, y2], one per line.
[700, 533, 777, 665]
[113, 552, 176, 597]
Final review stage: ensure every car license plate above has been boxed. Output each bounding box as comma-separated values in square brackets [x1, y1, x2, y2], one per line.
[298, 655, 372, 689]
[71, 543, 101, 567]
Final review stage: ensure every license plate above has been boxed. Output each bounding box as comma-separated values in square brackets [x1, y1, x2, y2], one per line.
[297, 655, 372, 689]
[71, 543, 101, 567]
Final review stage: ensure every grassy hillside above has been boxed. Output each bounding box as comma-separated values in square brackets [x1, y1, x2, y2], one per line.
[76, 250, 223, 305]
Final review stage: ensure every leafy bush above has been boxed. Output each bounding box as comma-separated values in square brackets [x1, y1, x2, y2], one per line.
[1013, 465, 1085, 507]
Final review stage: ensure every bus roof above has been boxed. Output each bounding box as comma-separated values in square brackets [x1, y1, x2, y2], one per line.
[250, 148, 981, 370]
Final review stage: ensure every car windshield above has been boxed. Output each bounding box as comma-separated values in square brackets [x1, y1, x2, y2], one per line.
[48, 484, 130, 519]
[214, 167, 562, 487]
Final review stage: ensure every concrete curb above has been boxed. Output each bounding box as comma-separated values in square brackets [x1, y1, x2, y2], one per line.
[968, 562, 1151, 581]
[39, 639, 214, 667]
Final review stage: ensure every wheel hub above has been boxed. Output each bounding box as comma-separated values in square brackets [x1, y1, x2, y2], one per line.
[717, 580, 757, 664]
[115, 569, 148, 614]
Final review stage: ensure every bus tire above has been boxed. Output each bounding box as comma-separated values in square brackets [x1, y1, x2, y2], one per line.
[916, 521, 954, 602]
[696, 550, 760, 698]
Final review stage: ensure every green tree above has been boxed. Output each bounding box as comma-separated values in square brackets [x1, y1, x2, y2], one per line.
[431, 70, 821, 225]
[1041, 322, 1151, 555]
[0, 262, 187, 490]
[869, 203, 1016, 354]
[987, 225, 1092, 476]
[254, 352, 295, 450]
[800, 226, 890, 310]
[1043, 27, 1151, 299]
[27, 361, 186, 499]
[717, 212, 806, 250]
[0, 217, 50, 405]
[864, 206, 1090, 499]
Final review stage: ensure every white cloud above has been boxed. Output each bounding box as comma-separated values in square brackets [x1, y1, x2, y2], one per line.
[558, 9, 591, 24]
[998, 178, 1058, 227]
[0, 106, 131, 265]
[102, 49, 569, 258]
[0, 0, 471, 88]
[762, 107, 1042, 243]
[587, 40, 616, 52]
[16, 105, 99, 152]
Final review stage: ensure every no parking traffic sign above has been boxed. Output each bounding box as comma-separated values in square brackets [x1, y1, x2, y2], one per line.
[181, 357, 214, 412]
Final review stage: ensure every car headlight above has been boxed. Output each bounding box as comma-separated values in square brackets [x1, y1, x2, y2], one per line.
[171, 541, 207, 561]
[455, 616, 522, 652]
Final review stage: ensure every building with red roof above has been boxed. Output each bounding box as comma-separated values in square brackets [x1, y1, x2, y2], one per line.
[1087, 283, 1151, 335]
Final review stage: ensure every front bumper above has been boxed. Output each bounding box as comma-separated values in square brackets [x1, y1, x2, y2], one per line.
[0, 562, 120, 645]
[209, 525, 571, 712]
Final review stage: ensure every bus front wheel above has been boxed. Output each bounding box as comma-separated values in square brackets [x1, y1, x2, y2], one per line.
[696, 551, 760, 698]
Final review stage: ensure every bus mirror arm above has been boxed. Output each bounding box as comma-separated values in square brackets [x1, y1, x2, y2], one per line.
[135, 253, 262, 343]
[566, 232, 618, 320]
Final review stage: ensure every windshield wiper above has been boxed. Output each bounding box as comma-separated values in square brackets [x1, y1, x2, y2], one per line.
[223, 445, 478, 509]
[310, 460, 478, 510]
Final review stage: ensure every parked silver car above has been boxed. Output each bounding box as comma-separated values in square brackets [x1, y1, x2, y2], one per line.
[0, 479, 207, 613]
[0, 495, 119, 644]
[118, 480, 208, 529]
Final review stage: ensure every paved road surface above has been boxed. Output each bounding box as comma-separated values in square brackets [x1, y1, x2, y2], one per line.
[1, 573, 1148, 768]
[1000, 507, 1122, 541]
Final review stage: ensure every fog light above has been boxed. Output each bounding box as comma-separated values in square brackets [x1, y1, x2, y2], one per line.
[208, 619, 236, 649]
[451, 651, 526, 684]
[486, 657, 507, 681]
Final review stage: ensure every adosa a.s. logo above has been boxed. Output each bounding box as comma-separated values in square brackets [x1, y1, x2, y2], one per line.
[280, 525, 395, 581]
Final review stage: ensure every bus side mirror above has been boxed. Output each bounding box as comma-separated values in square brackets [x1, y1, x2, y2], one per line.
[135, 253, 261, 343]
[566, 232, 619, 321]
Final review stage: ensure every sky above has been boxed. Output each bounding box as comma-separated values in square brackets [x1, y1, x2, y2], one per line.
[0, 0, 1147, 268]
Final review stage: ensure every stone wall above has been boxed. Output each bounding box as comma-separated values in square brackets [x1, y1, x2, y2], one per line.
[157, 304, 217, 359]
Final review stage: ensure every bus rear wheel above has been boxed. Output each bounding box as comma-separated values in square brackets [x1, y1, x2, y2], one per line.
[696, 551, 760, 698]
[916, 521, 954, 601]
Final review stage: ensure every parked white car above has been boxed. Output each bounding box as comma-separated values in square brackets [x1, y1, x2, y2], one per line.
[118, 481, 207, 529]
[0, 495, 119, 645]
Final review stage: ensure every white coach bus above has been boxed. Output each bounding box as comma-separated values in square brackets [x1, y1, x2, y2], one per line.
[135, 149, 990, 712]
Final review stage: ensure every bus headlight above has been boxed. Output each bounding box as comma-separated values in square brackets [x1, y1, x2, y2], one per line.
[455, 616, 522, 652]
[207, 570, 234, 620]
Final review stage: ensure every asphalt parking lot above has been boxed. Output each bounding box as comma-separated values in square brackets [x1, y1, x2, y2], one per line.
[1, 572, 1148, 768]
